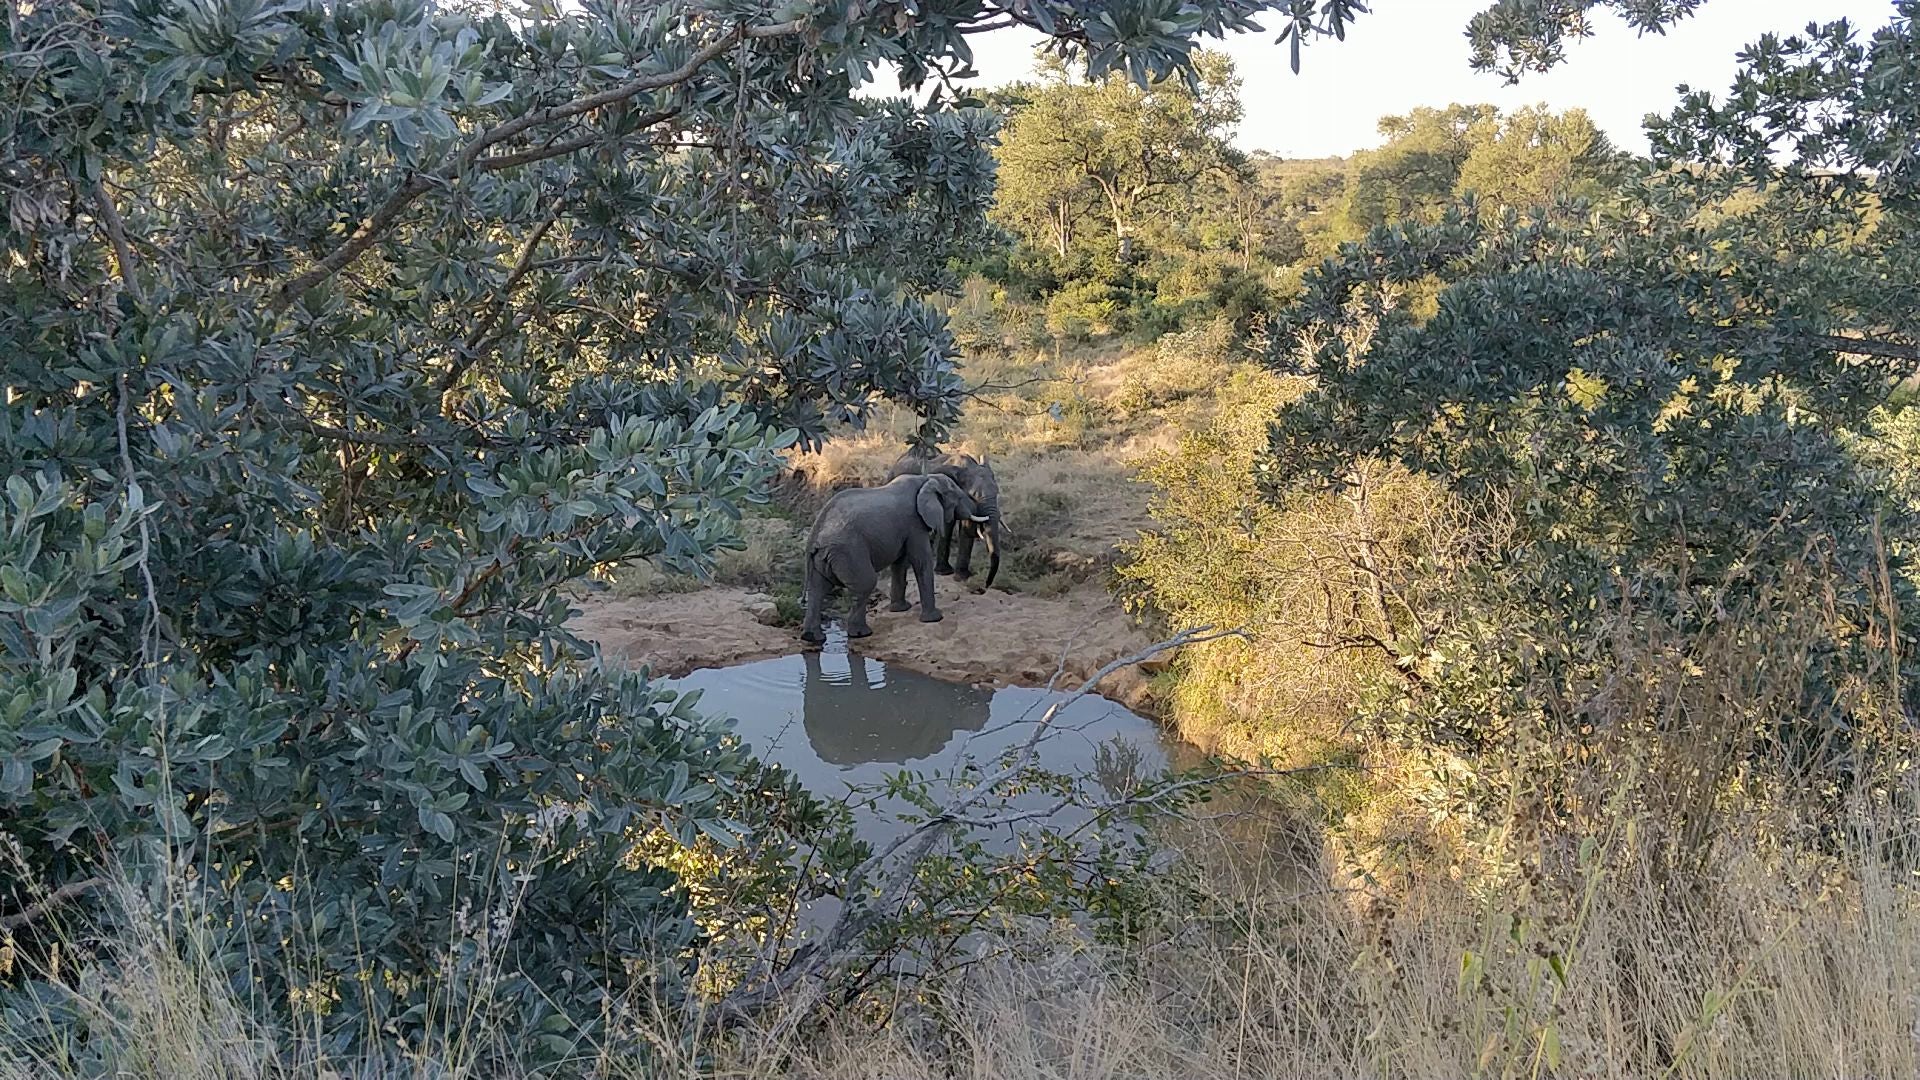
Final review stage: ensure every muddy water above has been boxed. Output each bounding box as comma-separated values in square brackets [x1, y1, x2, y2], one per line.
[666, 632, 1172, 848]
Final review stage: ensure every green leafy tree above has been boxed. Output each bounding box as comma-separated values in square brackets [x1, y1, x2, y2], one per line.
[1343, 105, 1497, 234]
[993, 50, 1243, 262]
[1263, 6, 1920, 840]
[1455, 105, 1619, 208]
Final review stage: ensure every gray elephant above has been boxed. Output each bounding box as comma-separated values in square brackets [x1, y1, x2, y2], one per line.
[886, 449, 1001, 591]
[800, 473, 986, 644]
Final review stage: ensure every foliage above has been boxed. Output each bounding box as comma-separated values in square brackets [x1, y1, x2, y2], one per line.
[1256, 7, 1920, 842]
[1111, 314, 1238, 415]
[1044, 280, 1124, 341]
[1120, 366, 1464, 767]
[991, 51, 1244, 263]
[0, 0, 1382, 1063]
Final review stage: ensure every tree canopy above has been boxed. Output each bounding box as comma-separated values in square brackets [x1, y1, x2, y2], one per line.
[992, 50, 1242, 261]
[1260, 4, 1920, 830]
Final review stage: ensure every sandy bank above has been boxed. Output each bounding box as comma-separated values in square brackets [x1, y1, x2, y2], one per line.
[571, 576, 1161, 712]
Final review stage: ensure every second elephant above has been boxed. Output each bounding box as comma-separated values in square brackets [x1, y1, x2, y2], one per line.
[887, 449, 1001, 591]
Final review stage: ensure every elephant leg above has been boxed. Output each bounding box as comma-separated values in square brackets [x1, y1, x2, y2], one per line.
[887, 559, 912, 612]
[842, 559, 879, 638]
[800, 558, 831, 645]
[952, 526, 976, 581]
[909, 537, 943, 623]
[934, 524, 955, 575]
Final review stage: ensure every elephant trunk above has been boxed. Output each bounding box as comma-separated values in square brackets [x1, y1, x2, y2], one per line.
[981, 511, 1001, 591]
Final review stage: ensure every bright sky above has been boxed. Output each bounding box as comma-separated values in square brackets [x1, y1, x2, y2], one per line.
[916, 1, 1899, 159]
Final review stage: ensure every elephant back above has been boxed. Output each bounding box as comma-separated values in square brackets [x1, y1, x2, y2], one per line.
[887, 447, 978, 482]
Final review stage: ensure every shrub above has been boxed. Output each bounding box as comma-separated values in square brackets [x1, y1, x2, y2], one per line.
[1113, 316, 1241, 416]
[1046, 282, 1125, 341]
[1120, 367, 1461, 770]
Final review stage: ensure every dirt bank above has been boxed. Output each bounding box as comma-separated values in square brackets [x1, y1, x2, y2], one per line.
[572, 575, 1162, 712]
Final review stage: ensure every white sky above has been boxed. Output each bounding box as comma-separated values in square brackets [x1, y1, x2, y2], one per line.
[909, 1, 1898, 159]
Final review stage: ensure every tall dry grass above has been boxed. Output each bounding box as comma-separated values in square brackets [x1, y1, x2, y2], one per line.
[9, 797, 1919, 1079]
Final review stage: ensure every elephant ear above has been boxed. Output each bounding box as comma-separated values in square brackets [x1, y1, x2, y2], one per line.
[917, 476, 951, 532]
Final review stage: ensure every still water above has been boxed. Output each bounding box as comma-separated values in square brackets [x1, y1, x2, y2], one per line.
[666, 637, 1173, 845]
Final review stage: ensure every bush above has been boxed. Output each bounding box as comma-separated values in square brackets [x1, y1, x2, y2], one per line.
[1119, 367, 1460, 772]
[946, 275, 1006, 349]
[1113, 316, 1241, 416]
[1046, 282, 1126, 341]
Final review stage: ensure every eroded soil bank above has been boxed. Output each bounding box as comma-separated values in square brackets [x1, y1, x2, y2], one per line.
[572, 575, 1162, 712]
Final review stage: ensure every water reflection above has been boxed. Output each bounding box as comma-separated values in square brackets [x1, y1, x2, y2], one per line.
[666, 643, 1170, 834]
[799, 649, 993, 766]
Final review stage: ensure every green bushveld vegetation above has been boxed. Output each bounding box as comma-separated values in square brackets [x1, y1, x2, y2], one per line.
[7, 0, 1920, 1076]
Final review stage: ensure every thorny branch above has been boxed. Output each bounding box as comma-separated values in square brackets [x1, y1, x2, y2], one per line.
[713, 625, 1251, 1033]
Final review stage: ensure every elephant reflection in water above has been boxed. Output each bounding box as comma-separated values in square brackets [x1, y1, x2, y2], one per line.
[801, 650, 992, 767]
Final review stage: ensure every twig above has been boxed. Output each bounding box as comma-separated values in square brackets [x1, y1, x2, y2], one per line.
[116, 376, 164, 671]
[91, 182, 163, 668]
[0, 877, 105, 933]
[438, 196, 570, 399]
[91, 180, 141, 303]
[713, 625, 1247, 1031]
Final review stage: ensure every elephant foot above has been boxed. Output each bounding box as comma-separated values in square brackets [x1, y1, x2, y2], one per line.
[953, 568, 972, 581]
[799, 626, 826, 645]
[846, 623, 874, 639]
[935, 564, 955, 576]
[887, 600, 912, 612]
[918, 609, 944, 624]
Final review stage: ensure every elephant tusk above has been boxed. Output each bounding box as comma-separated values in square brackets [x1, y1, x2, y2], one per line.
[968, 514, 990, 523]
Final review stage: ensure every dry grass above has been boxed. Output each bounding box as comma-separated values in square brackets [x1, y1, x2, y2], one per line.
[13, 804, 1920, 1080]
[606, 514, 808, 599]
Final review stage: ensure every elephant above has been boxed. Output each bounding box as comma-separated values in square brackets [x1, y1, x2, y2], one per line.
[800, 472, 986, 644]
[886, 449, 1001, 591]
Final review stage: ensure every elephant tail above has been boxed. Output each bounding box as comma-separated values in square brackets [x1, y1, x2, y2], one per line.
[805, 542, 838, 588]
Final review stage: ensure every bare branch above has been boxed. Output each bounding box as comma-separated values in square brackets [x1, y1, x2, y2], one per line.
[1, 877, 106, 933]
[91, 181, 142, 304]
[713, 625, 1246, 1032]
[1810, 332, 1920, 365]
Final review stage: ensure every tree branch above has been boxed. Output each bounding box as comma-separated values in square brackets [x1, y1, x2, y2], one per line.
[1, 877, 106, 933]
[268, 19, 802, 312]
[91, 181, 143, 304]
[438, 196, 570, 400]
[1810, 332, 1920, 365]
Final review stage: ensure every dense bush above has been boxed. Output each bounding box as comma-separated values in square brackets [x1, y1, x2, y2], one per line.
[1118, 9, 1920, 875]
[1045, 281, 1126, 341]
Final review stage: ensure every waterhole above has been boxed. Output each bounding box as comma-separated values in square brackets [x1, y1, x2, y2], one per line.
[666, 633, 1173, 847]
